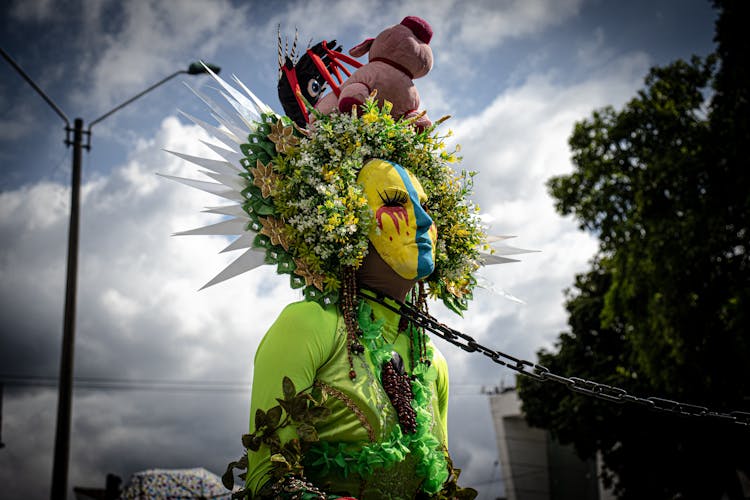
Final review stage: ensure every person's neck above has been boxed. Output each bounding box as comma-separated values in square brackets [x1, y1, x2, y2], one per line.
[356, 244, 416, 302]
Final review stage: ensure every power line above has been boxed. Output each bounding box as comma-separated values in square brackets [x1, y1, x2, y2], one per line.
[0, 374, 500, 394]
[0, 374, 250, 394]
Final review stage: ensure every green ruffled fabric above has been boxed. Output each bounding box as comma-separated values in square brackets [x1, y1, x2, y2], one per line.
[307, 301, 449, 495]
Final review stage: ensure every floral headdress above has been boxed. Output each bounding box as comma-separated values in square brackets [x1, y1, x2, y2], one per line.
[165, 65, 530, 315]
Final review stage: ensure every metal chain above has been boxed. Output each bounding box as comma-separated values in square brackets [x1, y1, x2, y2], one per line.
[359, 290, 750, 427]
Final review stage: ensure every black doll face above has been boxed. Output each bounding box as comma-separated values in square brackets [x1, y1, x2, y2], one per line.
[277, 39, 340, 127]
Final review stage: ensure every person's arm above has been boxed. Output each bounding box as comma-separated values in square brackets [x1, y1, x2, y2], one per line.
[245, 301, 339, 496]
[431, 346, 449, 449]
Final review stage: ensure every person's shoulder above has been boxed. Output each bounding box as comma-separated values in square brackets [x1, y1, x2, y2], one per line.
[268, 300, 340, 338]
[278, 299, 339, 323]
[430, 342, 447, 364]
[255, 300, 341, 359]
[429, 342, 449, 376]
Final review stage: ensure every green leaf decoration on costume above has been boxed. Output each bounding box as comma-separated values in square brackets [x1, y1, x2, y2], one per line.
[222, 455, 247, 490]
[223, 377, 330, 498]
[296, 423, 319, 443]
[282, 376, 296, 400]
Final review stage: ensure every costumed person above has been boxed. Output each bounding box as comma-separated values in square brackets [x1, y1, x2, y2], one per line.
[164, 16, 531, 500]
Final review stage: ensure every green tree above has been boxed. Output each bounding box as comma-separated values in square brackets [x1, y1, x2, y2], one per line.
[518, 1, 750, 498]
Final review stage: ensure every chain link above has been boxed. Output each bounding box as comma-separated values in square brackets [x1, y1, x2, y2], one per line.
[360, 291, 749, 427]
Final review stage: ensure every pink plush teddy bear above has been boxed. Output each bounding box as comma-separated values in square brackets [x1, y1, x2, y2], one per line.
[314, 16, 433, 130]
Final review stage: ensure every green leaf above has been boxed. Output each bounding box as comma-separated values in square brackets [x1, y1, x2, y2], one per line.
[296, 423, 319, 442]
[266, 405, 282, 427]
[277, 398, 292, 415]
[263, 434, 281, 450]
[243, 142, 271, 159]
[221, 454, 248, 490]
[250, 435, 264, 451]
[310, 385, 323, 402]
[307, 406, 332, 422]
[283, 438, 302, 455]
[221, 463, 236, 489]
[254, 202, 276, 215]
[282, 376, 296, 400]
[241, 433, 255, 450]
[254, 408, 267, 430]
[288, 397, 308, 421]
[253, 233, 270, 249]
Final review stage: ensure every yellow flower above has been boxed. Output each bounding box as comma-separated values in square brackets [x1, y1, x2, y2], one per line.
[362, 111, 378, 124]
[328, 213, 341, 226]
[446, 280, 470, 298]
[343, 213, 358, 226]
[322, 167, 337, 182]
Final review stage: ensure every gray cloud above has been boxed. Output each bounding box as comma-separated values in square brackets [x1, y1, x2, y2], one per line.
[0, 116, 301, 498]
[8, 0, 58, 23]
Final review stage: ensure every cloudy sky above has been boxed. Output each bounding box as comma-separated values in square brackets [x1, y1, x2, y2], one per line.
[0, 0, 717, 498]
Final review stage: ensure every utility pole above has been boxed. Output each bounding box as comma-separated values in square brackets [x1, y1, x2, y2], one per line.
[1, 47, 219, 500]
[50, 117, 85, 499]
[0, 383, 5, 449]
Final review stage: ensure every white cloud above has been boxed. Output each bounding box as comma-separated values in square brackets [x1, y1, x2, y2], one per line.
[72, 0, 249, 114]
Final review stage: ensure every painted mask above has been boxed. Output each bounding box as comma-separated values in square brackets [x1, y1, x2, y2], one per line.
[357, 159, 437, 280]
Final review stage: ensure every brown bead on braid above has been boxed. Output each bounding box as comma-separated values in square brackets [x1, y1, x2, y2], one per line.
[341, 266, 364, 380]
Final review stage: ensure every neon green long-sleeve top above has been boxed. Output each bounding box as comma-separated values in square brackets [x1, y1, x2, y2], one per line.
[246, 296, 450, 498]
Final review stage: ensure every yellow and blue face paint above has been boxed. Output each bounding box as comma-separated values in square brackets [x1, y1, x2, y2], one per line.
[357, 159, 437, 280]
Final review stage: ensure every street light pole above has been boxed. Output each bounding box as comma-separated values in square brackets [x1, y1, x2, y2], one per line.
[1, 47, 219, 500]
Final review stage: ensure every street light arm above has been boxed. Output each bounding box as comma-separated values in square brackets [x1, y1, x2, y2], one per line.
[1, 46, 70, 126]
[87, 70, 187, 131]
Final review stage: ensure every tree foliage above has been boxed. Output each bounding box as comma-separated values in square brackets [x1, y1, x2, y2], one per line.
[518, 1, 750, 498]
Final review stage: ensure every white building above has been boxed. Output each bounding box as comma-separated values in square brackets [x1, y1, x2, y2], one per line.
[488, 387, 616, 500]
